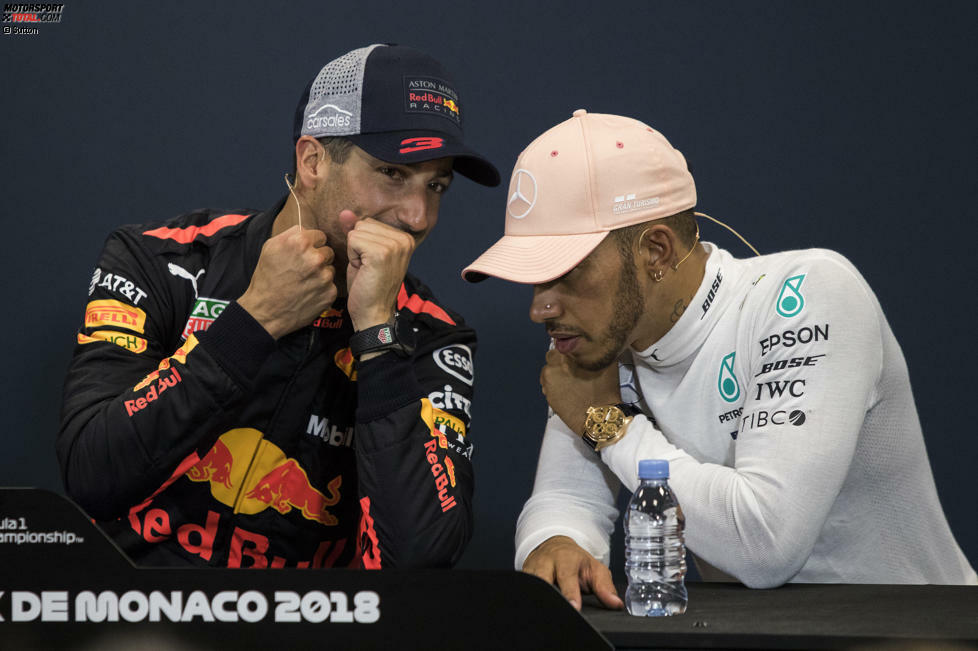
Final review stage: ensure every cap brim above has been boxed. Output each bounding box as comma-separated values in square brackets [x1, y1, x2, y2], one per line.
[348, 130, 500, 187]
[462, 232, 609, 283]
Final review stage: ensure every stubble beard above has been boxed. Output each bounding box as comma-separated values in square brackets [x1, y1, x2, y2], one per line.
[576, 266, 645, 372]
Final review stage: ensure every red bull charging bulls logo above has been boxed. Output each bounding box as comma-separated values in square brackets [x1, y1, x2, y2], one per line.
[185, 428, 342, 526]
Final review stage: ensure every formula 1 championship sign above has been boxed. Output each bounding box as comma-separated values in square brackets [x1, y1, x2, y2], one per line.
[0, 489, 611, 650]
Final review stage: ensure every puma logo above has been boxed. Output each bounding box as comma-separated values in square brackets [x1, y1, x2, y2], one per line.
[168, 263, 205, 298]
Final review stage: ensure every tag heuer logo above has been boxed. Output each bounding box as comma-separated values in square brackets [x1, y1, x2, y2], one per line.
[182, 297, 229, 339]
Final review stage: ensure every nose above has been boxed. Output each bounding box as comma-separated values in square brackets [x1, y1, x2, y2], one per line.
[529, 285, 560, 323]
[395, 187, 431, 235]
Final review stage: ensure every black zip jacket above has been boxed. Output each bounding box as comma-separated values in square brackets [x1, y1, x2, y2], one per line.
[58, 198, 476, 568]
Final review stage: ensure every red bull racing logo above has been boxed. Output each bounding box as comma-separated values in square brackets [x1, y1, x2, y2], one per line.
[420, 399, 458, 512]
[334, 347, 357, 380]
[312, 307, 344, 329]
[245, 462, 342, 526]
[186, 438, 234, 489]
[185, 428, 342, 527]
[132, 336, 198, 392]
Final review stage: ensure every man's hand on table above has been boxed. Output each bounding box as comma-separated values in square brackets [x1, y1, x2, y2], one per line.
[523, 535, 624, 611]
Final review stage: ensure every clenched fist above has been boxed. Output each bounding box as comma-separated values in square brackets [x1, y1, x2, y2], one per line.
[238, 225, 337, 339]
[341, 212, 416, 331]
[541, 349, 622, 436]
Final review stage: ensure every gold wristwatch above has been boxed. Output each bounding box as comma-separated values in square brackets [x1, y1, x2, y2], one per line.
[582, 403, 642, 452]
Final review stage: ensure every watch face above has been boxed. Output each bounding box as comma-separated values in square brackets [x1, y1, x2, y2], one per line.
[393, 314, 417, 355]
[585, 406, 625, 441]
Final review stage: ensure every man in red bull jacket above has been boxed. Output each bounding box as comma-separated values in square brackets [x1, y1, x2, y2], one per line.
[58, 44, 499, 568]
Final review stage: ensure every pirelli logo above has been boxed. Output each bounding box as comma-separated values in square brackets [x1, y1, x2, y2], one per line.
[84, 299, 147, 334]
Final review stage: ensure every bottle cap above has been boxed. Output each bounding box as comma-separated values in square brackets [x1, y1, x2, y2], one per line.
[638, 459, 669, 479]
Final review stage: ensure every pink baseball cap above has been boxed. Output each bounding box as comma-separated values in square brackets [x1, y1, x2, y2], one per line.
[462, 109, 697, 283]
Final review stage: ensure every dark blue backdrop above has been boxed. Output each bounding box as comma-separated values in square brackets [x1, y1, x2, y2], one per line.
[2, 1, 974, 574]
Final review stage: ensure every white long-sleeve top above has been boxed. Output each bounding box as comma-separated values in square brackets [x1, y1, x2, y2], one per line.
[515, 244, 977, 587]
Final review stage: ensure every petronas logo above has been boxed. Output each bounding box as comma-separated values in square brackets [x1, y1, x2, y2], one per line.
[776, 274, 806, 318]
[718, 352, 740, 403]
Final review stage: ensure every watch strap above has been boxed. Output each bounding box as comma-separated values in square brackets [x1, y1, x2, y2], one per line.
[617, 402, 641, 417]
[349, 322, 403, 358]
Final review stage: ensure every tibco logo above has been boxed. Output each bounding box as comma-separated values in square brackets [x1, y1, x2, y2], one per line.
[739, 409, 807, 434]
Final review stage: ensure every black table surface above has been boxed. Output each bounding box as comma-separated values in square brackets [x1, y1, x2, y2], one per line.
[582, 582, 978, 649]
[2, 489, 976, 650]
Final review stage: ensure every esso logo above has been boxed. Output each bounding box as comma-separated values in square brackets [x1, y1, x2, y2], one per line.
[433, 344, 474, 385]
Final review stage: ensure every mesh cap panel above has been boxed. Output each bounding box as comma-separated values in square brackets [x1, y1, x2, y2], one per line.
[302, 43, 383, 137]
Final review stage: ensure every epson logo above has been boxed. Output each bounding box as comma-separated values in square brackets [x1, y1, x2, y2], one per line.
[433, 345, 474, 385]
[758, 324, 829, 356]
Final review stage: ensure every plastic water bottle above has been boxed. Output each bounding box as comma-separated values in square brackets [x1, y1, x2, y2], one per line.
[624, 459, 688, 616]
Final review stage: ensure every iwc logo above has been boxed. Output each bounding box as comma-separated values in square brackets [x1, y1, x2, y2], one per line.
[507, 169, 537, 219]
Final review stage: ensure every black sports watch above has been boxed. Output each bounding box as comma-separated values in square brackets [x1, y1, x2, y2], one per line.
[349, 315, 416, 359]
[582, 403, 642, 452]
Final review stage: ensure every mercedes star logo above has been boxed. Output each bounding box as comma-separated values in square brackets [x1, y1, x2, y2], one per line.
[507, 169, 537, 219]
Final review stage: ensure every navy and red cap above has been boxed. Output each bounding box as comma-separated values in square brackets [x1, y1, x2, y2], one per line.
[293, 44, 500, 187]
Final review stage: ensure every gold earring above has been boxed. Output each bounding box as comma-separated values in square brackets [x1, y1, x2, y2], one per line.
[653, 269, 664, 283]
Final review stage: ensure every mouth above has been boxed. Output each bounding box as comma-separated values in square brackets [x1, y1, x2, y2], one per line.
[548, 329, 585, 355]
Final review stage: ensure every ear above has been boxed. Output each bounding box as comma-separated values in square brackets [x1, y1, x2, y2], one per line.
[637, 224, 677, 280]
[294, 136, 329, 189]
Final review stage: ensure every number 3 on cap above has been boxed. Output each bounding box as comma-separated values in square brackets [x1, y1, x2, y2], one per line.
[399, 137, 445, 154]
